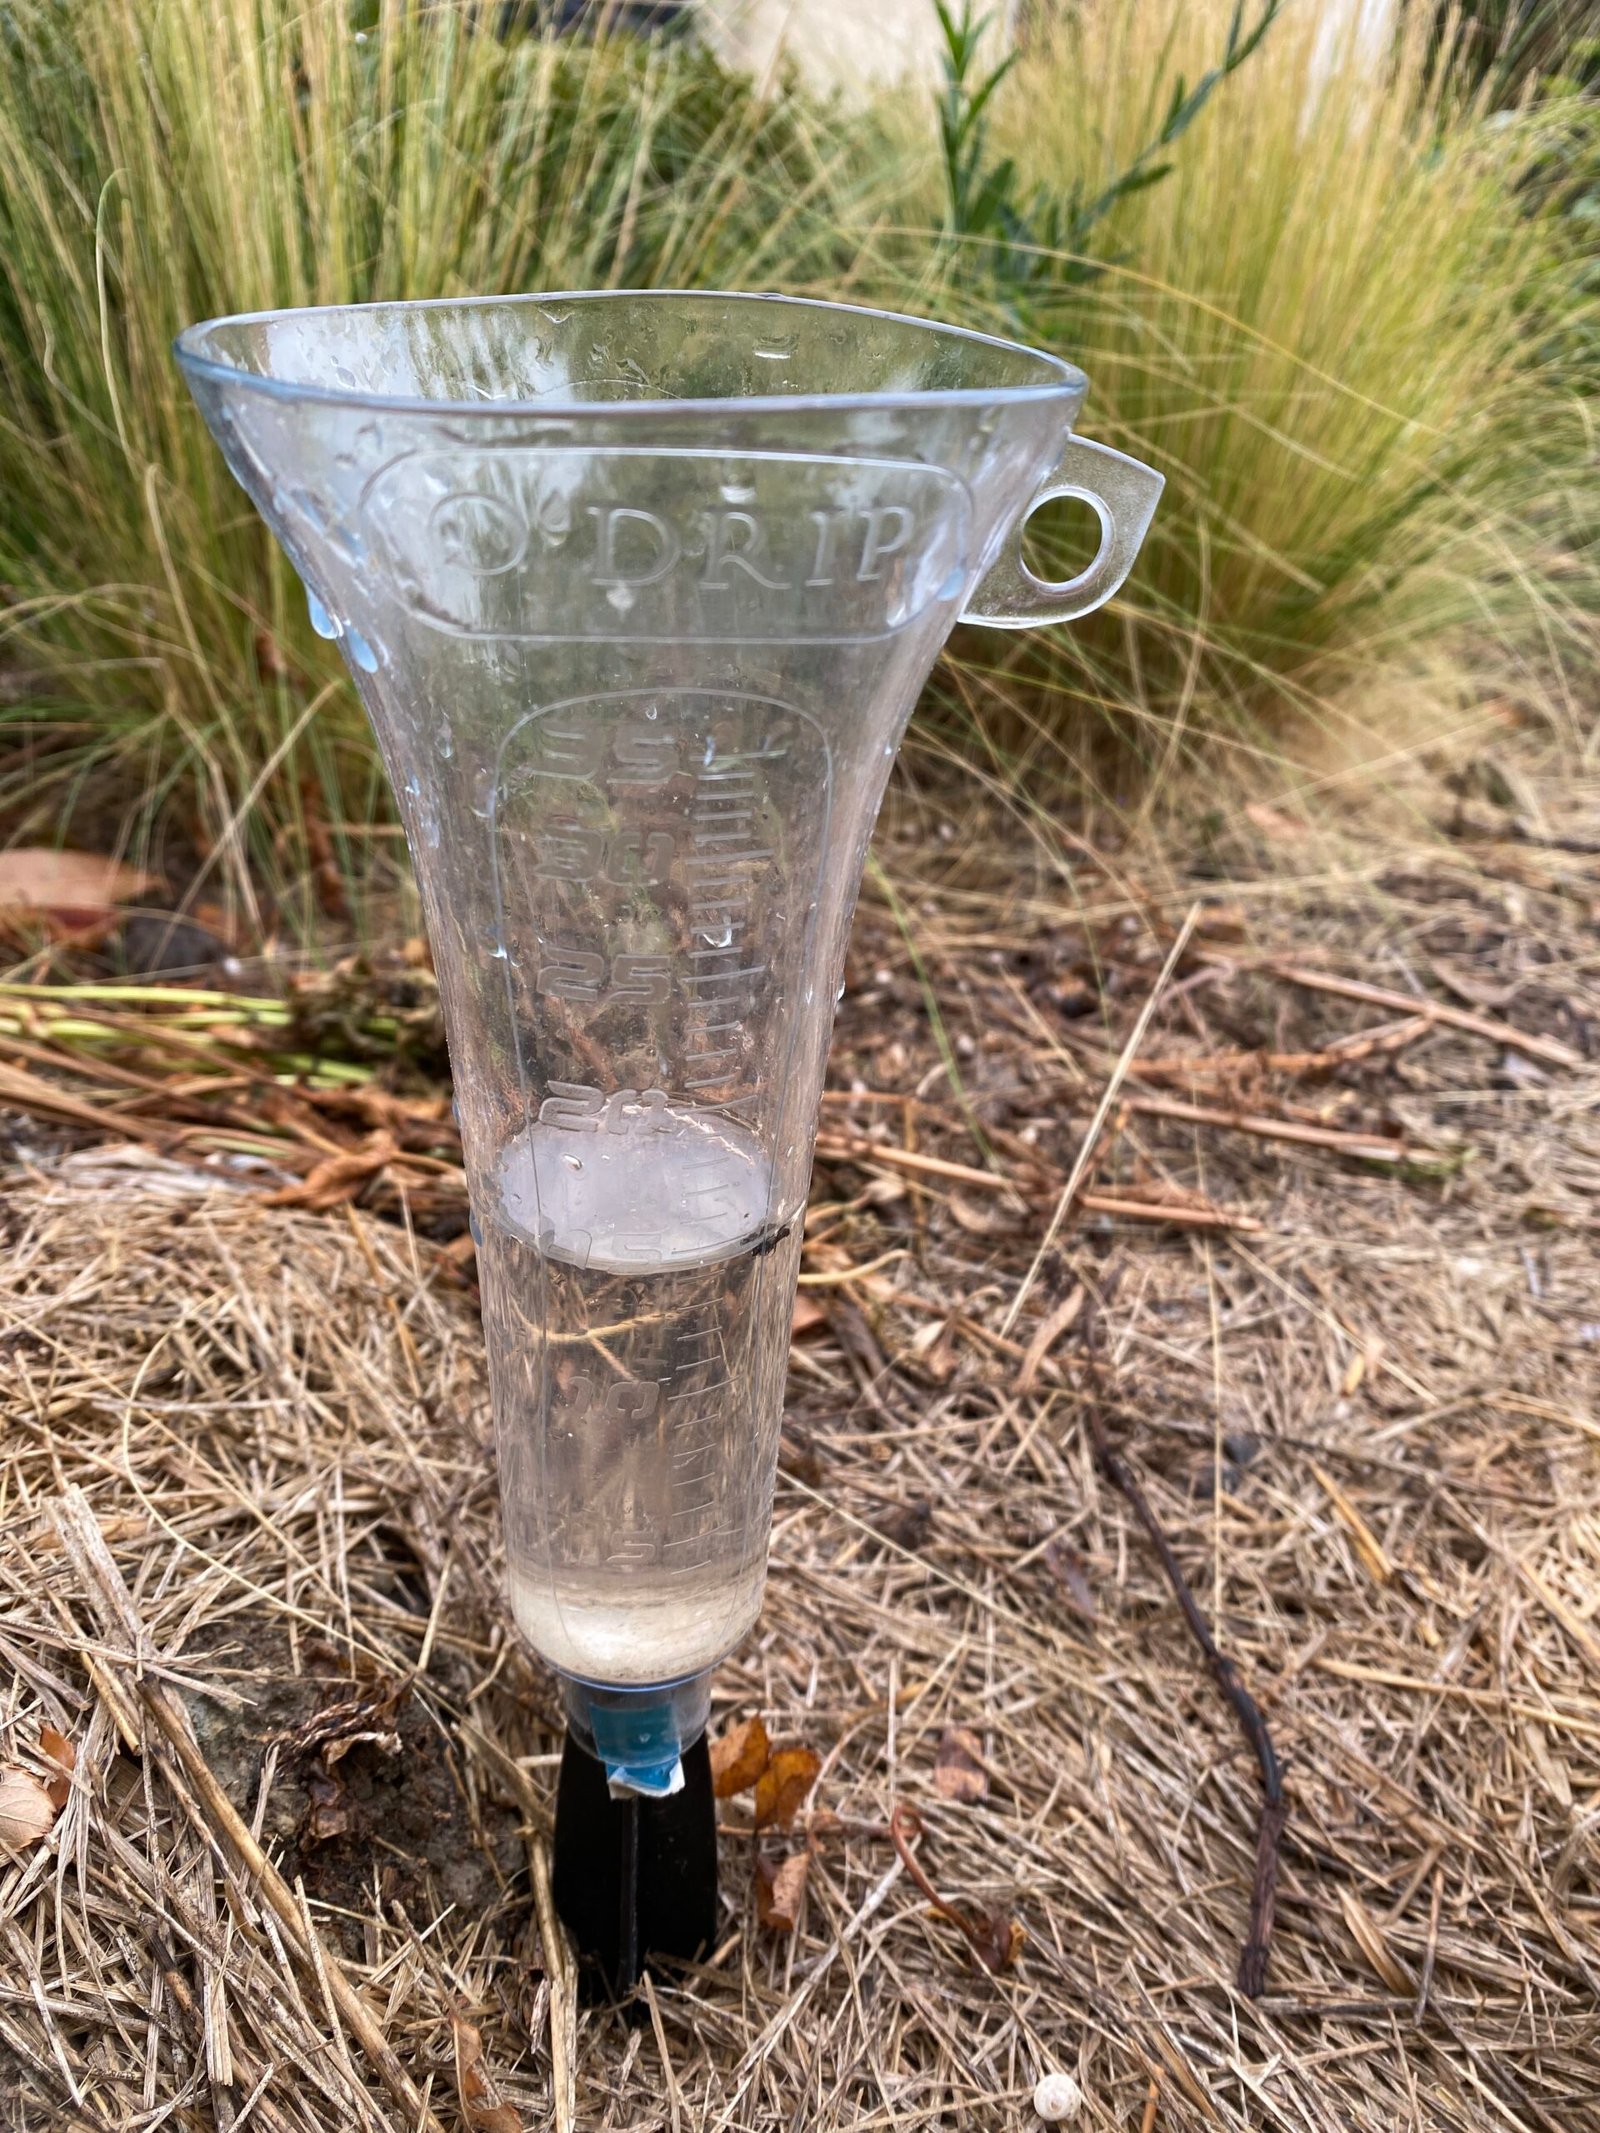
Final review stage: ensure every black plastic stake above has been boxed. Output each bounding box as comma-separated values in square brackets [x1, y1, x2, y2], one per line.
[551, 1729, 718, 2004]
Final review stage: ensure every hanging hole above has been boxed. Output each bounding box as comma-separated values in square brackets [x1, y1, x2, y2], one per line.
[1020, 491, 1107, 588]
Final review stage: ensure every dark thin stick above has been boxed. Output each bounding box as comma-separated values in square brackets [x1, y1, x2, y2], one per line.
[619, 1793, 641, 1998]
[1080, 1285, 1287, 1998]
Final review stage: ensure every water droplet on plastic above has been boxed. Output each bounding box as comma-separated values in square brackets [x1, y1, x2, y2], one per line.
[305, 589, 340, 639]
[540, 305, 573, 326]
[937, 566, 966, 602]
[643, 703, 658, 720]
[720, 480, 756, 504]
[562, 1155, 583, 1174]
[606, 583, 635, 615]
[468, 1210, 483, 1246]
[332, 363, 358, 388]
[836, 979, 847, 1002]
[702, 736, 717, 766]
[436, 722, 454, 761]
[345, 626, 379, 672]
[752, 336, 795, 361]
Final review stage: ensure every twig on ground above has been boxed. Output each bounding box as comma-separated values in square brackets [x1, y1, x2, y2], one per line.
[1124, 1093, 1406, 1164]
[1130, 1016, 1433, 1085]
[1259, 962, 1581, 1069]
[887, 1804, 1021, 1975]
[1077, 1192, 1262, 1233]
[1078, 1290, 1286, 1998]
[812, 1135, 1022, 1193]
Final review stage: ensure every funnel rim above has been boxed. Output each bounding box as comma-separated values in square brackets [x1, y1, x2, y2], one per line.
[174, 288, 1087, 422]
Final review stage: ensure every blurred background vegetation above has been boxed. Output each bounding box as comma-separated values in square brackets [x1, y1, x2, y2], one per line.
[0, 0, 1593, 935]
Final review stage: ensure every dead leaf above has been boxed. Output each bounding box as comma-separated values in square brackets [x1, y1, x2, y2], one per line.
[1338, 1888, 1414, 1994]
[321, 1727, 402, 1769]
[1426, 957, 1521, 1012]
[933, 1727, 988, 1804]
[1243, 802, 1308, 842]
[261, 1132, 398, 1213]
[710, 1715, 771, 1799]
[947, 1192, 1023, 1238]
[754, 1850, 810, 1932]
[38, 1725, 75, 1812]
[451, 2014, 523, 2133]
[1195, 902, 1248, 942]
[874, 1498, 932, 1550]
[790, 1292, 826, 1336]
[1339, 1338, 1383, 1397]
[300, 1768, 352, 1846]
[778, 1429, 825, 1486]
[1042, 1538, 1097, 1624]
[0, 848, 158, 938]
[753, 1745, 821, 1831]
[969, 1905, 1025, 1974]
[1016, 1285, 1084, 1396]
[0, 1768, 59, 1852]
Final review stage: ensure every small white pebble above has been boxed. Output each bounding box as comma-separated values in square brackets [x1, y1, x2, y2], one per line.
[1032, 2071, 1084, 2123]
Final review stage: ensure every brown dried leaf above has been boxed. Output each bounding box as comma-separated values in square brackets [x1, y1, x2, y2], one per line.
[38, 1725, 76, 1812]
[947, 1192, 1022, 1238]
[790, 1292, 826, 1336]
[300, 1769, 352, 1846]
[262, 1132, 399, 1213]
[753, 1745, 821, 1831]
[777, 1429, 825, 1487]
[710, 1715, 771, 1799]
[933, 1727, 988, 1803]
[1244, 802, 1308, 842]
[1042, 1538, 1097, 1624]
[0, 1767, 59, 1852]
[754, 1850, 810, 1932]
[1016, 1285, 1084, 1396]
[874, 1498, 933, 1551]
[451, 2014, 523, 2133]
[0, 848, 158, 938]
[321, 1728, 402, 1769]
[969, 1905, 1025, 1974]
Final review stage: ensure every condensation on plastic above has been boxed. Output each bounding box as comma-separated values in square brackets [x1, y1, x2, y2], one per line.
[176, 291, 1161, 1695]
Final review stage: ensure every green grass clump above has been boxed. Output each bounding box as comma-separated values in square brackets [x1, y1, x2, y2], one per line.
[0, 0, 895, 926]
[0, 0, 1593, 919]
[921, 0, 1599, 804]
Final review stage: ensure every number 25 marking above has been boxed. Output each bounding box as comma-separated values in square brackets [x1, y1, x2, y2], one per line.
[536, 951, 671, 1005]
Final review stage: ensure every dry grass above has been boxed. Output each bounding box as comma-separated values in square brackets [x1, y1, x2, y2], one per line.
[2, 725, 1599, 2131]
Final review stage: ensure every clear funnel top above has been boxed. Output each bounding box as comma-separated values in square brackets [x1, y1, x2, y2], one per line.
[176, 287, 1085, 416]
[176, 291, 1160, 1699]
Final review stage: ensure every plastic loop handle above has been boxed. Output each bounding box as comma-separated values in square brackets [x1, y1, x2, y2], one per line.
[962, 434, 1164, 628]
